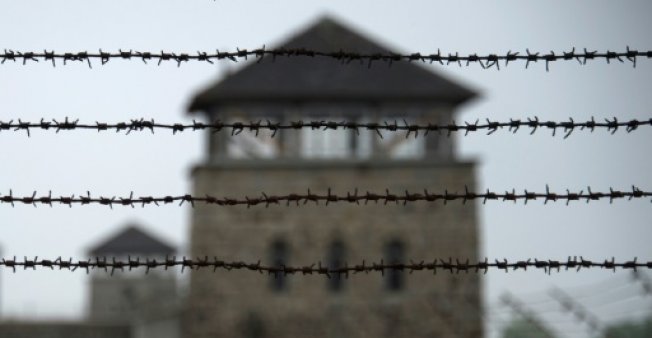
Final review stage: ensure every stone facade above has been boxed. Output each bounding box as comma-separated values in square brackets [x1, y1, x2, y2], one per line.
[0, 322, 130, 338]
[89, 273, 180, 338]
[90, 274, 177, 323]
[185, 159, 482, 338]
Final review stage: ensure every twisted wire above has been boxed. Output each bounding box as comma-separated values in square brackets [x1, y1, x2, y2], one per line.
[501, 293, 557, 338]
[1, 117, 650, 138]
[0, 186, 649, 208]
[1, 256, 649, 275]
[0, 48, 649, 70]
[549, 288, 603, 332]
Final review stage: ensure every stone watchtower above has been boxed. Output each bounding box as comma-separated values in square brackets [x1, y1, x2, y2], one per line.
[88, 224, 180, 338]
[185, 17, 481, 338]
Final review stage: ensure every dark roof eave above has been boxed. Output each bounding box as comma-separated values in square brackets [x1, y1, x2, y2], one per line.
[188, 93, 476, 114]
[87, 226, 176, 256]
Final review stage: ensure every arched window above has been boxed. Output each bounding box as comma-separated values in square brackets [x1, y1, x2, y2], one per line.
[270, 239, 289, 292]
[384, 240, 405, 291]
[327, 240, 346, 292]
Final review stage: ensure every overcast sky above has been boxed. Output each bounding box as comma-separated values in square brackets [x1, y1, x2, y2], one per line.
[1, 1, 651, 337]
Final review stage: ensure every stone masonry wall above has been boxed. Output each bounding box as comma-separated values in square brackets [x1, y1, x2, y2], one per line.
[184, 160, 482, 338]
[0, 323, 130, 338]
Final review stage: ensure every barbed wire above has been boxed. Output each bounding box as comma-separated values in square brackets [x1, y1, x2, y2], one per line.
[1, 186, 650, 208]
[2, 117, 650, 138]
[501, 292, 558, 338]
[0, 256, 649, 275]
[0, 48, 649, 70]
[549, 287, 603, 333]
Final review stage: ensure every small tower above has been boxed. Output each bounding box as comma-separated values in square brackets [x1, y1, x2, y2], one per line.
[87, 224, 178, 338]
[185, 16, 481, 338]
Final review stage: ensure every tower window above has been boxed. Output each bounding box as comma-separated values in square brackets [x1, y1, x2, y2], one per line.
[376, 117, 424, 159]
[270, 239, 289, 292]
[300, 118, 352, 158]
[327, 240, 346, 292]
[384, 240, 405, 291]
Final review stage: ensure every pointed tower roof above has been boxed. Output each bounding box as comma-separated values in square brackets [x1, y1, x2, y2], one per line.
[88, 224, 175, 256]
[188, 16, 476, 113]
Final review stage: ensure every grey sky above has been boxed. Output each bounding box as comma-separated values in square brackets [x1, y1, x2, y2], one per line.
[1, 1, 651, 336]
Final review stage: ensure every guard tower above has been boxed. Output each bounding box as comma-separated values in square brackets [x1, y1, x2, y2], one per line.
[88, 224, 179, 338]
[185, 16, 481, 338]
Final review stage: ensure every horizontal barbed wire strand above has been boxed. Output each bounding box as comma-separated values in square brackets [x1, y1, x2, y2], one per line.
[1, 48, 649, 70]
[0, 186, 649, 208]
[0, 256, 649, 275]
[2, 117, 650, 138]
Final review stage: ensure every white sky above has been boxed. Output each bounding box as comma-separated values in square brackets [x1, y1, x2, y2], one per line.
[0, 1, 651, 337]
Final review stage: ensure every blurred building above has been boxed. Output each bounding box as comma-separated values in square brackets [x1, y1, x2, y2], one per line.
[184, 16, 481, 338]
[88, 225, 180, 338]
[0, 224, 180, 338]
